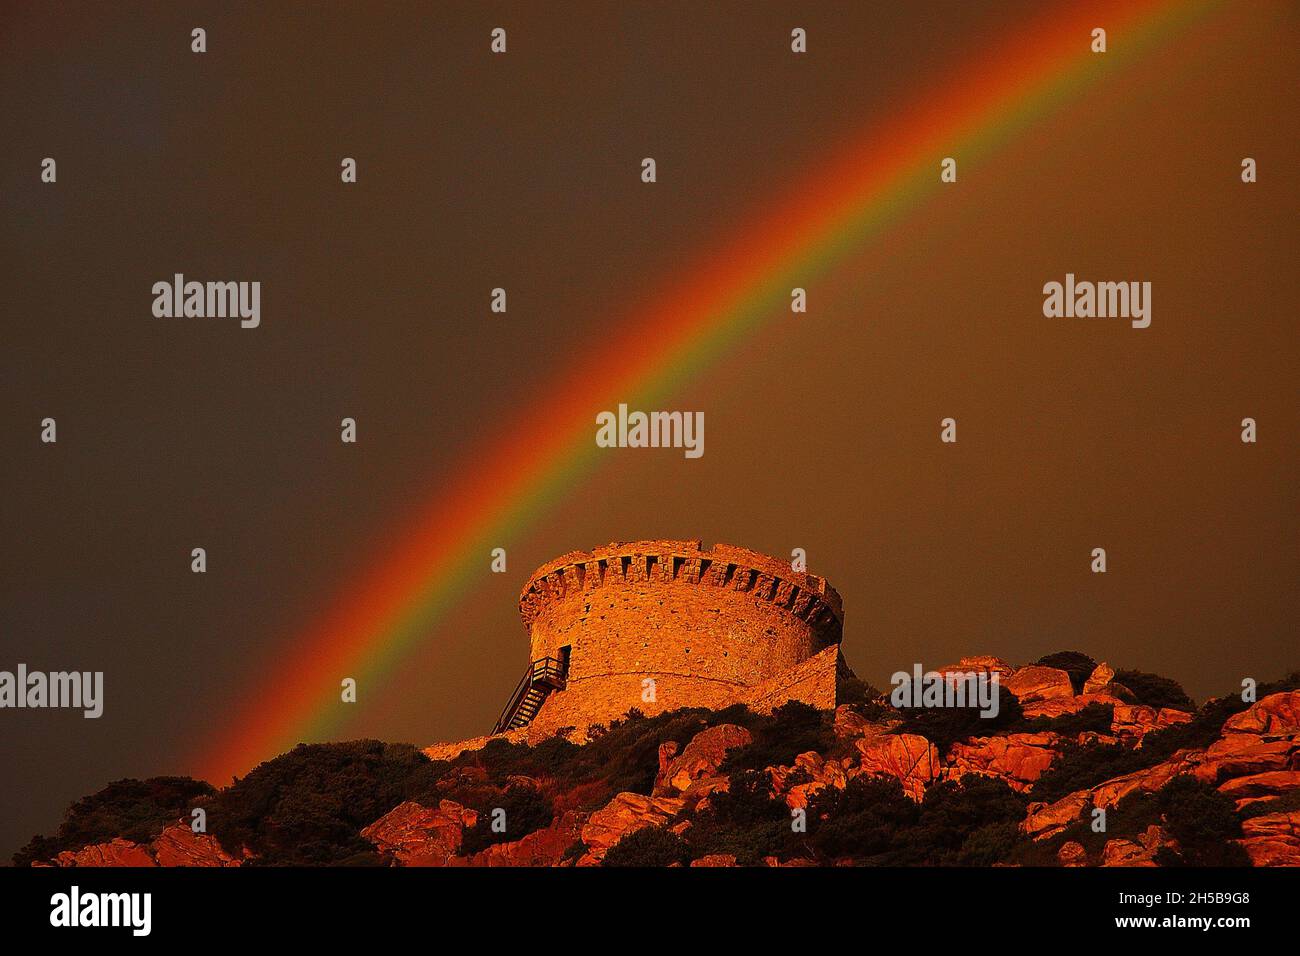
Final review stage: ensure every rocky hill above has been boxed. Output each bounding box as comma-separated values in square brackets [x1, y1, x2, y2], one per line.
[16, 652, 1300, 867]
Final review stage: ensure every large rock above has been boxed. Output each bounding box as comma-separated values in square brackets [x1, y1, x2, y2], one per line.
[769, 751, 850, 809]
[690, 854, 737, 867]
[1057, 841, 1087, 866]
[578, 792, 685, 863]
[1217, 770, 1300, 807]
[855, 734, 939, 801]
[1237, 811, 1300, 867]
[453, 811, 586, 867]
[361, 800, 477, 866]
[1193, 735, 1296, 785]
[938, 656, 1016, 680]
[151, 825, 239, 867]
[654, 724, 752, 795]
[1021, 692, 1123, 720]
[1101, 825, 1168, 867]
[1004, 666, 1074, 705]
[1090, 750, 1201, 808]
[1082, 662, 1116, 695]
[1223, 690, 1300, 737]
[946, 733, 1060, 792]
[1022, 791, 1089, 840]
[53, 838, 156, 867]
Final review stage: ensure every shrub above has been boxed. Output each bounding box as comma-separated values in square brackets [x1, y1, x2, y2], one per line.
[460, 784, 555, 855]
[720, 701, 833, 774]
[205, 740, 443, 865]
[1153, 776, 1250, 866]
[681, 770, 797, 865]
[807, 776, 918, 862]
[1017, 702, 1114, 736]
[602, 826, 690, 867]
[1036, 651, 1099, 694]
[1114, 669, 1195, 711]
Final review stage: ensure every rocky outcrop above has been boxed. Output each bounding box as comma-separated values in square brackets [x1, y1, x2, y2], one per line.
[1223, 690, 1300, 736]
[1004, 665, 1074, 705]
[1022, 791, 1090, 840]
[1237, 811, 1300, 867]
[939, 656, 1016, 681]
[454, 811, 586, 867]
[1083, 662, 1116, 695]
[690, 853, 737, 867]
[769, 751, 852, 809]
[1057, 841, 1087, 866]
[946, 733, 1060, 792]
[654, 724, 752, 796]
[151, 825, 240, 866]
[52, 838, 157, 868]
[361, 800, 477, 866]
[577, 792, 685, 864]
[46, 824, 241, 868]
[855, 733, 939, 801]
[1101, 825, 1169, 867]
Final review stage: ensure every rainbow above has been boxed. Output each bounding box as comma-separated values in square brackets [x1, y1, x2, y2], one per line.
[197, 0, 1220, 783]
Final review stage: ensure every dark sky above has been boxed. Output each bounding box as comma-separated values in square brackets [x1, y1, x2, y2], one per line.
[1, 1, 1296, 860]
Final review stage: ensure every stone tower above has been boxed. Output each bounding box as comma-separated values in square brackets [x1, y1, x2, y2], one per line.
[493, 540, 851, 735]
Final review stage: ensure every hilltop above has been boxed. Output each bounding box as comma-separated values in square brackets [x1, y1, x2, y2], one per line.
[15, 652, 1300, 868]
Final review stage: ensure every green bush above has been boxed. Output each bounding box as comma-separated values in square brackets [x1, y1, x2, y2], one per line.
[1036, 651, 1099, 694]
[720, 701, 833, 774]
[1114, 669, 1195, 711]
[602, 826, 690, 867]
[206, 740, 444, 865]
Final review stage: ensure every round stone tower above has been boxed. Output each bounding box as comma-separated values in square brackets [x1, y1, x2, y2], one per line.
[496, 540, 847, 735]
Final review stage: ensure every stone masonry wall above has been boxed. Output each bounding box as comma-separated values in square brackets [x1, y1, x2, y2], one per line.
[517, 540, 844, 731]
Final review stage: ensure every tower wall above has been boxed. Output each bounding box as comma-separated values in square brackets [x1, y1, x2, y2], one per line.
[516, 540, 844, 732]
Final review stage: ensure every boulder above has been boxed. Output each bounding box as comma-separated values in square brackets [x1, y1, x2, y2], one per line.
[453, 811, 586, 867]
[1237, 811, 1300, 867]
[151, 825, 239, 867]
[946, 732, 1060, 792]
[1223, 690, 1300, 737]
[1057, 841, 1087, 866]
[1089, 750, 1201, 809]
[53, 838, 156, 867]
[1101, 827, 1166, 867]
[833, 705, 885, 740]
[1217, 770, 1300, 806]
[655, 724, 752, 795]
[1004, 665, 1074, 705]
[361, 800, 477, 866]
[578, 792, 685, 863]
[1082, 662, 1115, 694]
[855, 733, 939, 801]
[1022, 791, 1089, 840]
[690, 854, 737, 867]
[1192, 735, 1296, 785]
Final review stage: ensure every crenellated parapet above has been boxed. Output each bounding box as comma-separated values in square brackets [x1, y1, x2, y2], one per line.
[519, 540, 843, 643]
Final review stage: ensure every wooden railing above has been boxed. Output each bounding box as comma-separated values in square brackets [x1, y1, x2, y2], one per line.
[491, 657, 566, 734]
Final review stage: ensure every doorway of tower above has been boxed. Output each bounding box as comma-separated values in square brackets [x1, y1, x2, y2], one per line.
[557, 645, 571, 680]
